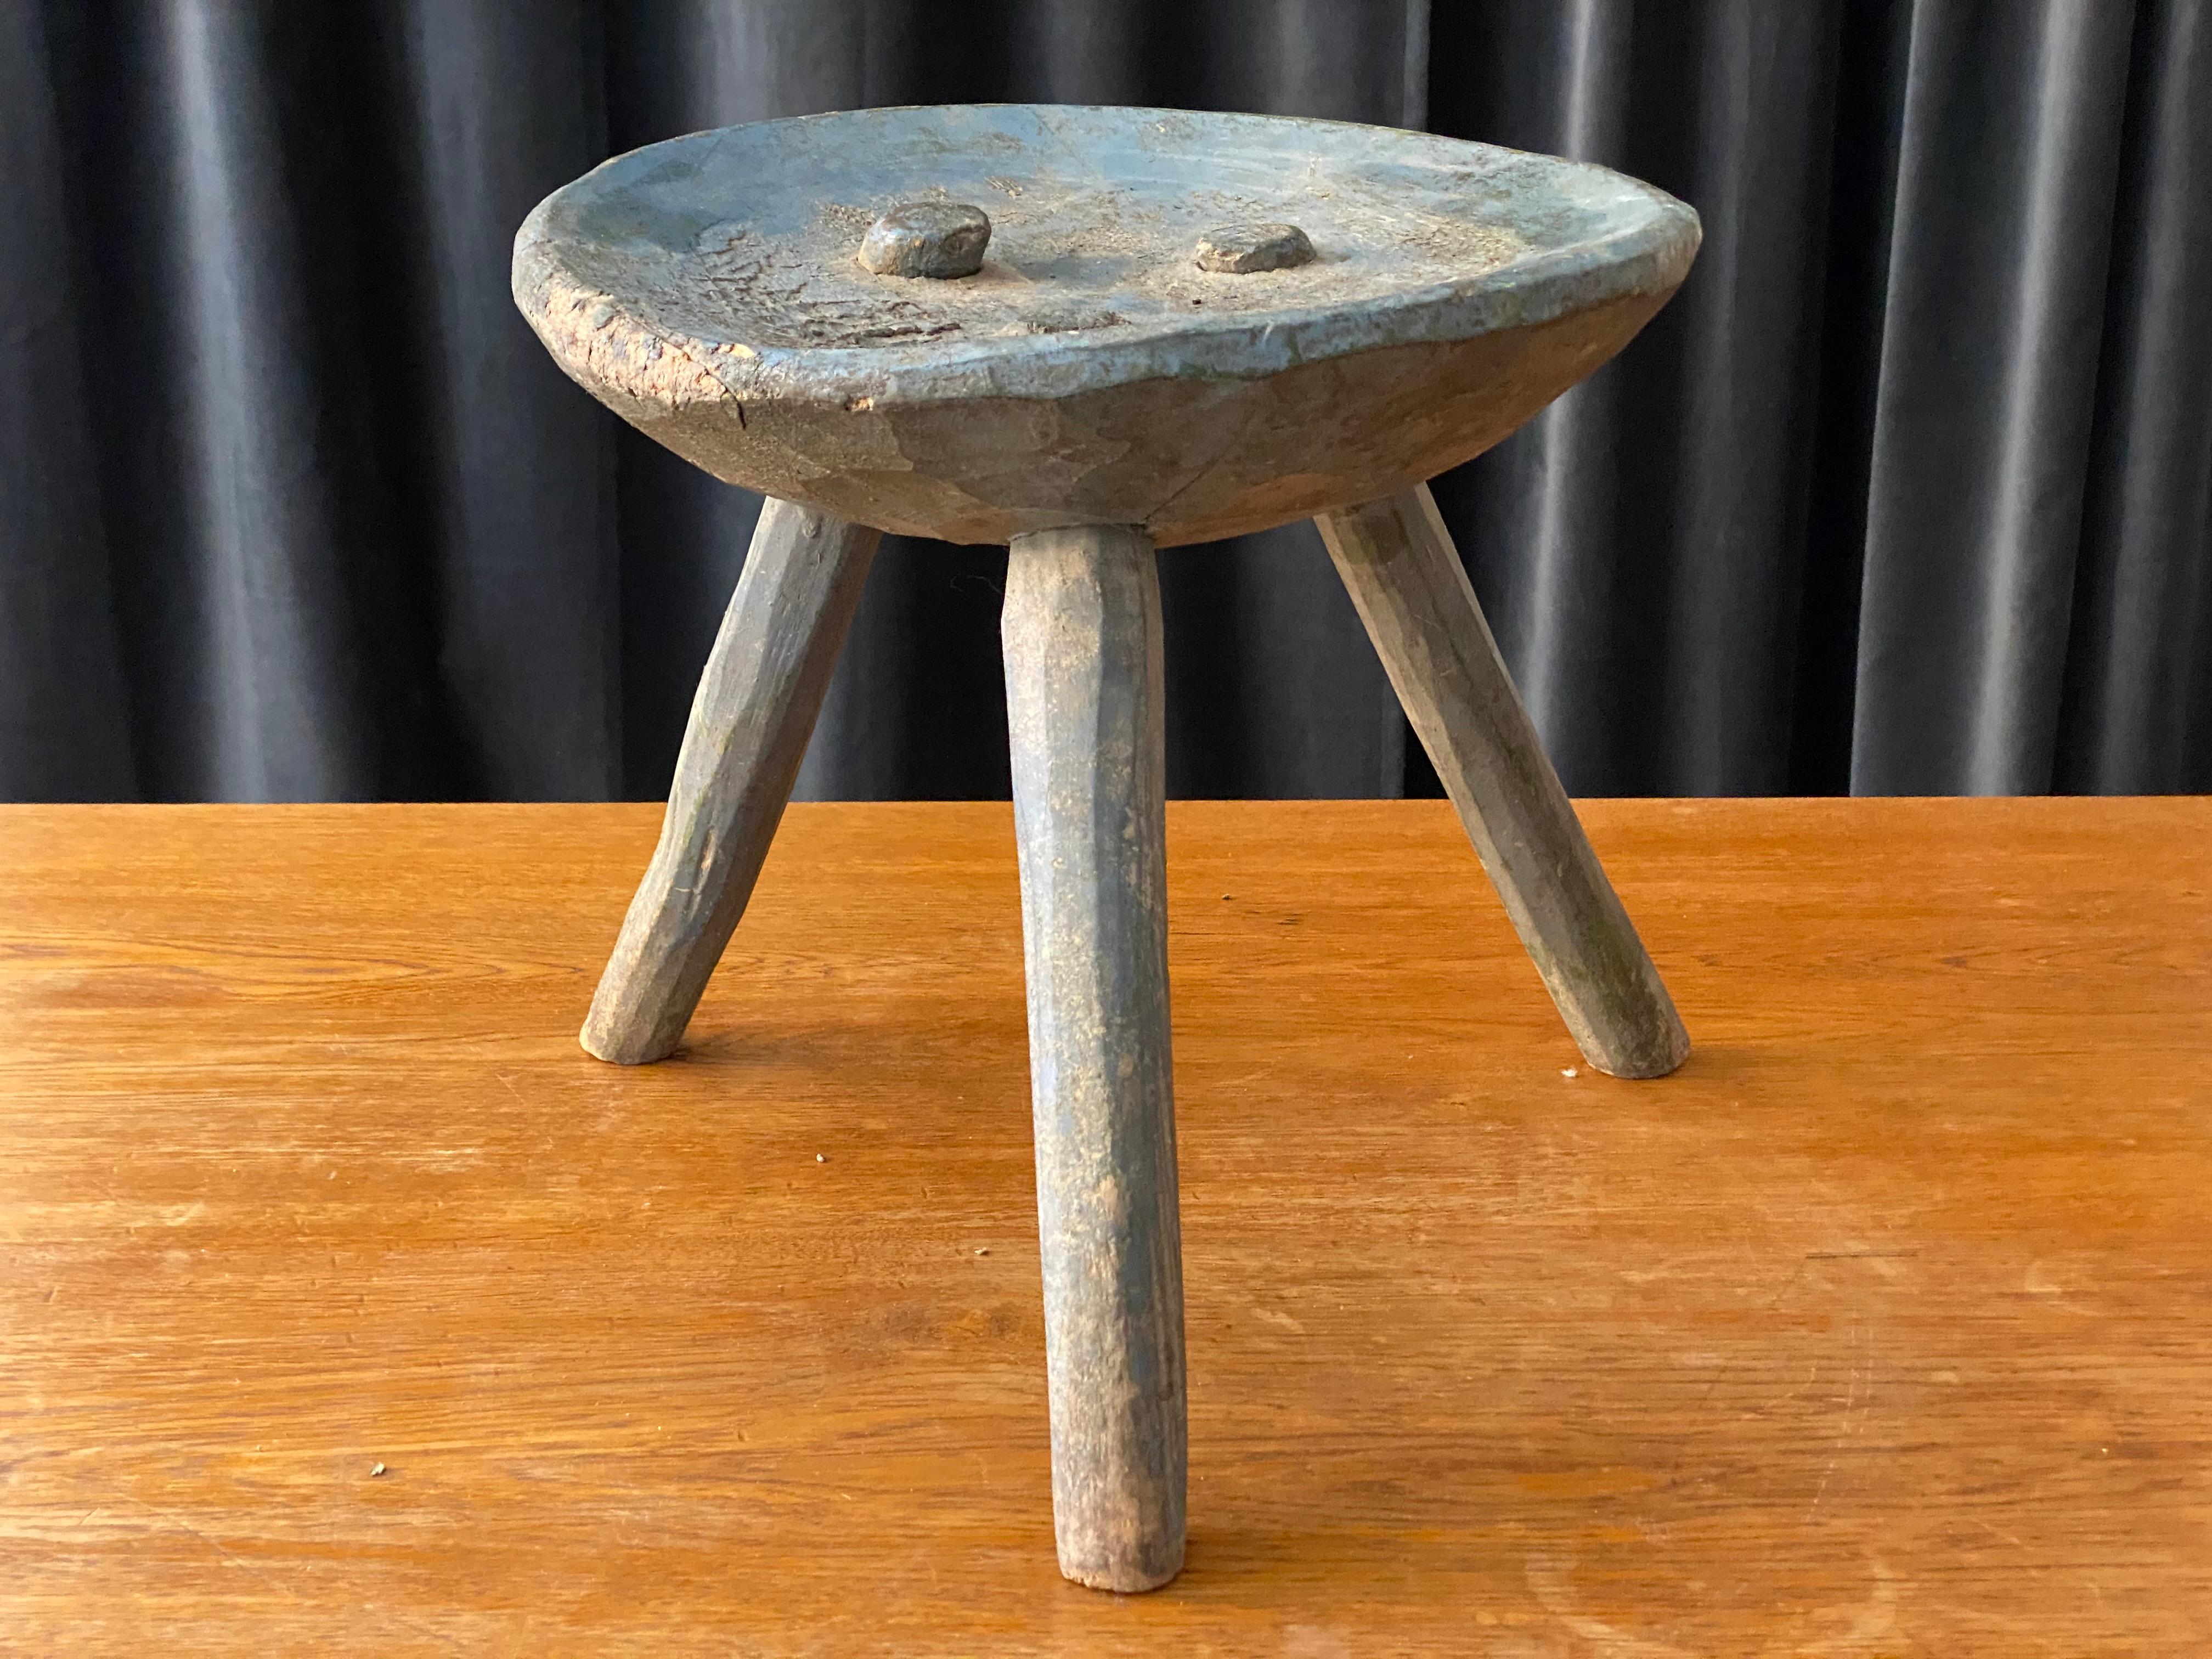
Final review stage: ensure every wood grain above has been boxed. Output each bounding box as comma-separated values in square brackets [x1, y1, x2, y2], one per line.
[1317, 484, 1690, 1079]
[1003, 526, 1186, 1591]
[580, 498, 878, 1065]
[3, 799, 2210, 1653]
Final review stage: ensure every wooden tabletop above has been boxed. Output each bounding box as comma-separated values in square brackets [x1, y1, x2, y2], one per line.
[4, 799, 2208, 1653]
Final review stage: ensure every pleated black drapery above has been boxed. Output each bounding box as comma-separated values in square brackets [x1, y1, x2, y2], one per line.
[5, 1, 2209, 804]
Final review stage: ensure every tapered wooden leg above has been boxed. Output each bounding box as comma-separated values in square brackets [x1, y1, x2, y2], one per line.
[1315, 484, 1690, 1079]
[581, 499, 879, 1065]
[1002, 523, 1186, 1593]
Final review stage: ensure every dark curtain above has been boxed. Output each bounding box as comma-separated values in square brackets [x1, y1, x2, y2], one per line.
[5, 1, 2208, 804]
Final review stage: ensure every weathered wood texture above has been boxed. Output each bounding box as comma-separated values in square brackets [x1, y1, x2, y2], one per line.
[858, 201, 992, 279]
[1001, 526, 1186, 1592]
[581, 498, 877, 1064]
[1317, 484, 1691, 1079]
[7, 798, 2211, 1651]
[516, 105, 1695, 547]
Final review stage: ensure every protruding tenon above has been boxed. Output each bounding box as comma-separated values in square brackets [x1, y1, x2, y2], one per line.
[1194, 222, 1315, 273]
[859, 202, 992, 279]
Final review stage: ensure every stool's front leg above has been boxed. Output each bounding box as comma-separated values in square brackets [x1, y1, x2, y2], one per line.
[1316, 484, 1690, 1079]
[1002, 523, 1186, 1593]
[582, 499, 878, 1064]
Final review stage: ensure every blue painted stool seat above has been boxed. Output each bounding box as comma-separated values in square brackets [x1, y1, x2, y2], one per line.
[515, 105, 1697, 548]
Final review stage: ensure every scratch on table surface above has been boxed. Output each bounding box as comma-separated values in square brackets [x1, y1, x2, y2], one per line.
[1523, 1550, 1700, 1658]
[113, 1444, 467, 1651]
[1805, 1314, 1874, 1525]
[1530, 1545, 1908, 1656]
[118, 1494, 312, 1610]
[1795, 1555, 1905, 1655]
[461, 1039, 528, 1108]
[1673, 1248, 1816, 1452]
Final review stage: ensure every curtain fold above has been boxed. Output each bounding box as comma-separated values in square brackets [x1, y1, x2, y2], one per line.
[1852, 0, 2138, 794]
[387, 1, 622, 800]
[2056, 0, 2212, 794]
[1, 0, 137, 800]
[6, 0, 2209, 803]
[70, 5, 405, 798]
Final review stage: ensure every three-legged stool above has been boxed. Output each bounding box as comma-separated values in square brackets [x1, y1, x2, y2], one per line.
[517, 103, 1701, 1593]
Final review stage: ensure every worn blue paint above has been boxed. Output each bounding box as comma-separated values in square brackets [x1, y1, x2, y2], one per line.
[518, 103, 1697, 408]
[514, 104, 1700, 546]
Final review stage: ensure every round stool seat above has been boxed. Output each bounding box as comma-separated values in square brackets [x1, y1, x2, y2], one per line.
[514, 104, 1697, 548]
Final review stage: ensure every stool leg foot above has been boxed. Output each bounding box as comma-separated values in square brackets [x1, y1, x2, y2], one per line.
[1003, 523, 1186, 1593]
[581, 499, 878, 1065]
[1315, 484, 1690, 1079]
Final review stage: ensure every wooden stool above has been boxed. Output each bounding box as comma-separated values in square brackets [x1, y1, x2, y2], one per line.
[516, 104, 1699, 1593]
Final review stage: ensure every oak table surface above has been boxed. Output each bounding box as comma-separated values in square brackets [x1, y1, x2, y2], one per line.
[3, 799, 2207, 1655]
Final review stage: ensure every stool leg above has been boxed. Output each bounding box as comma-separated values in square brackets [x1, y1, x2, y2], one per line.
[1002, 523, 1186, 1593]
[581, 499, 878, 1065]
[1314, 483, 1690, 1079]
